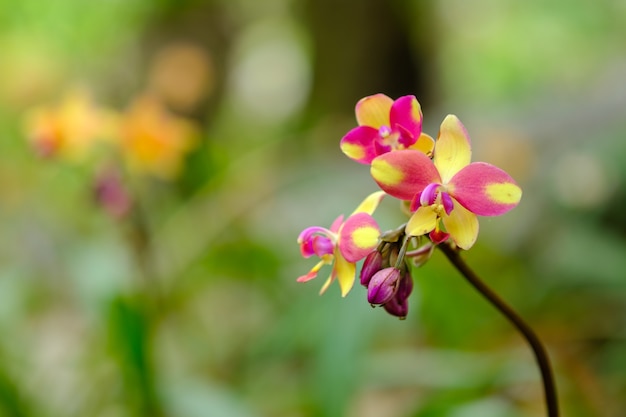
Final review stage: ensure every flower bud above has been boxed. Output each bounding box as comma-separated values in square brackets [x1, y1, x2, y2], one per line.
[367, 267, 401, 305]
[383, 295, 409, 319]
[396, 271, 414, 301]
[360, 250, 383, 286]
[94, 169, 132, 219]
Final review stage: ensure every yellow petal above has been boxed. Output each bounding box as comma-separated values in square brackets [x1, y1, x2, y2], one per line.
[351, 191, 386, 216]
[334, 252, 356, 297]
[408, 132, 435, 157]
[406, 205, 438, 236]
[434, 115, 472, 184]
[442, 199, 479, 250]
[355, 94, 393, 128]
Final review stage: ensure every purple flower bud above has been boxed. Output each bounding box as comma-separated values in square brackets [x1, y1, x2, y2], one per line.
[367, 267, 401, 305]
[360, 251, 383, 286]
[383, 295, 409, 319]
[94, 169, 132, 219]
[396, 271, 414, 301]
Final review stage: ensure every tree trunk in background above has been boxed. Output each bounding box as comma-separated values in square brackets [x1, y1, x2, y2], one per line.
[302, 0, 439, 125]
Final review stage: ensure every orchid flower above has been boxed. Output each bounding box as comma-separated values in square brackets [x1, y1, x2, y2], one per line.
[24, 89, 117, 160]
[120, 95, 198, 180]
[371, 115, 522, 249]
[297, 191, 385, 296]
[340, 94, 435, 164]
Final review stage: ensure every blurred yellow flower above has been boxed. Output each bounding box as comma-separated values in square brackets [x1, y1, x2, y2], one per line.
[23, 89, 117, 161]
[119, 95, 198, 180]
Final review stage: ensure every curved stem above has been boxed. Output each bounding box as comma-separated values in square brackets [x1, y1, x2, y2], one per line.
[438, 242, 559, 417]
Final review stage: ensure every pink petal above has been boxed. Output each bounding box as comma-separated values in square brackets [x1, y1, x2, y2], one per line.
[355, 94, 393, 128]
[442, 199, 479, 250]
[434, 115, 472, 184]
[340, 126, 379, 164]
[448, 162, 522, 216]
[338, 212, 380, 263]
[370, 150, 441, 201]
[329, 215, 345, 233]
[389, 95, 422, 144]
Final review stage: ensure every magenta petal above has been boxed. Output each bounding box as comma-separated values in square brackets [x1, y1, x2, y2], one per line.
[420, 183, 440, 206]
[441, 192, 454, 215]
[449, 162, 522, 216]
[394, 123, 415, 148]
[310, 235, 334, 257]
[389, 95, 422, 141]
[340, 126, 379, 164]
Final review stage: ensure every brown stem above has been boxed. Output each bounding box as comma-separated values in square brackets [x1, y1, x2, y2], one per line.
[438, 242, 559, 417]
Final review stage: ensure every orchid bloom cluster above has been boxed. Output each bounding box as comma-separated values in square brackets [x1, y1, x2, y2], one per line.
[297, 94, 522, 318]
[24, 90, 200, 219]
[24, 90, 199, 180]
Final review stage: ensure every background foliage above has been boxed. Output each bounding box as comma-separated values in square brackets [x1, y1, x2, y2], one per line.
[0, 0, 625, 416]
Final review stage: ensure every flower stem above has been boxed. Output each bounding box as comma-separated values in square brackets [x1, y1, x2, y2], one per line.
[438, 242, 559, 417]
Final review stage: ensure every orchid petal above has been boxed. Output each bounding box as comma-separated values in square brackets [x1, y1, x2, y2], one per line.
[420, 183, 440, 206]
[309, 235, 334, 257]
[355, 94, 393, 128]
[442, 199, 479, 250]
[408, 132, 435, 156]
[319, 270, 335, 295]
[441, 192, 454, 215]
[448, 162, 522, 216]
[405, 205, 438, 237]
[334, 251, 356, 297]
[297, 257, 330, 282]
[389, 95, 422, 139]
[394, 124, 415, 148]
[297, 226, 335, 257]
[297, 225, 333, 244]
[340, 126, 379, 164]
[329, 215, 345, 233]
[338, 212, 380, 262]
[351, 191, 386, 216]
[371, 150, 440, 200]
[434, 115, 472, 184]
[429, 229, 449, 245]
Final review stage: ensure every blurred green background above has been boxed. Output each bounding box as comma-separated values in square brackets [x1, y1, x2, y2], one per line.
[1, 0, 625, 416]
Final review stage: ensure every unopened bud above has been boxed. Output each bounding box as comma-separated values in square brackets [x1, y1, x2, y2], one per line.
[367, 267, 401, 305]
[94, 169, 132, 219]
[396, 271, 414, 301]
[383, 295, 409, 319]
[360, 251, 383, 286]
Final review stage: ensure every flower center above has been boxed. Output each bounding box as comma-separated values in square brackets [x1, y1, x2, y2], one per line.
[378, 125, 392, 137]
[420, 183, 454, 216]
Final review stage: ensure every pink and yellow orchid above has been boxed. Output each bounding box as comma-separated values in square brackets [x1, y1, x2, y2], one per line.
[297, 191, 385, 296]
[371, 115, 522, 250]
[340, 94, 435, 164]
